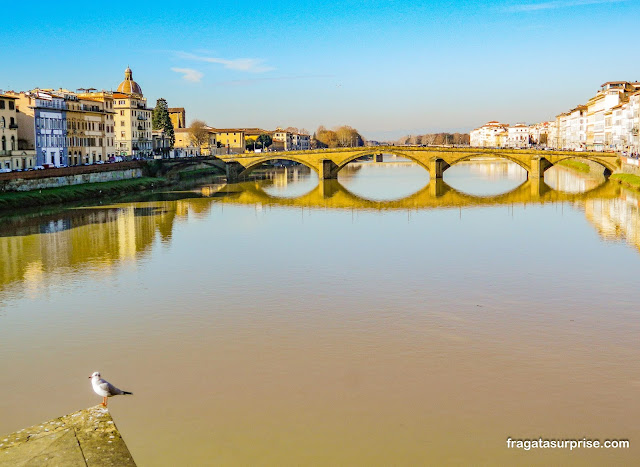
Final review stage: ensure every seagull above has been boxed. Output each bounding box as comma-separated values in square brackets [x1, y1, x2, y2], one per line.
[89, 371, 133, 407]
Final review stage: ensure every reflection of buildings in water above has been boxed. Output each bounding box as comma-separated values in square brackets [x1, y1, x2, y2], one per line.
[582, 191, 640, 252]
[264, 167, 311, 191]
[544, 166, 603, 193]
[0, 204, 180, 296]
[466, 160, 527, 180]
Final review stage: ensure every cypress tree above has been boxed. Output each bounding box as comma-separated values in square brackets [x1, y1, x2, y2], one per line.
[152, 98, 175, 148]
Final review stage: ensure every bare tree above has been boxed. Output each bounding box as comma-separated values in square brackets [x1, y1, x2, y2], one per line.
[189, 120, 209, 148]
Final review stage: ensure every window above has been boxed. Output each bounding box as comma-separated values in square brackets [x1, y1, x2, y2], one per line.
[9, 101, 14, 110]
[0, 100, 4, 109]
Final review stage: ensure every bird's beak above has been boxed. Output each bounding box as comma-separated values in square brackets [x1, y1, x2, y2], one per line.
[88, 375, 92, 379]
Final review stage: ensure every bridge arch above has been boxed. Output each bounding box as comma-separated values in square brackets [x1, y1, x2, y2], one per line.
[443, 151, 532, 174]
[548, 155, 617, 177]
[334, 149, 432, 173]
[239, 155, 320, 177]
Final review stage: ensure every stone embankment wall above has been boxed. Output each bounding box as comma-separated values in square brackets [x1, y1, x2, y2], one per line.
[619, 156, 640, 176]
[0, 163, 145, 192]
[0, 405, 136, 466]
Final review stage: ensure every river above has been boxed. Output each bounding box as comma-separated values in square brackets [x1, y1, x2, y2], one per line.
[1, 158, 639, 465]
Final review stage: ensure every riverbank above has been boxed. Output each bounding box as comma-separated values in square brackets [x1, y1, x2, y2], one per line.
[610, 173, 640, 191]
[556, 159, 590, 173]
[0, 177, 166, 211]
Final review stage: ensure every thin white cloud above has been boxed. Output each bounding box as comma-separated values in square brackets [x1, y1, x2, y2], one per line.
[218, 74, 334, 87]
[176, 51, 274, 73]
[171, 68, 204, 83]
[506, 0, 625, 12]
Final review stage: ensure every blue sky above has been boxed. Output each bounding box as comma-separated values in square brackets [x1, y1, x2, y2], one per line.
[2, 0, 638, 140]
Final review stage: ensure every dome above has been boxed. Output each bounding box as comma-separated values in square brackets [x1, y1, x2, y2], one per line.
[116, 67, 143, 95]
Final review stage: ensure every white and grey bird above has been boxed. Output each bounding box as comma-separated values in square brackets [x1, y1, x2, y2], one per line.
[89, 371, 133, 407]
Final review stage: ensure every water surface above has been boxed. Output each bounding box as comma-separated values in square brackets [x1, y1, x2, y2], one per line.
[1, 159, 638, 465]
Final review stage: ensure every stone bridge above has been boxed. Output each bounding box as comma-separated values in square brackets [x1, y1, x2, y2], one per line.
[217, 146, 620, 182]
[211, 178, 622, 211]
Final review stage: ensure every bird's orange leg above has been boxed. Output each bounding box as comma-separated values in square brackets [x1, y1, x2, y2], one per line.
[102, 397, 107, 407]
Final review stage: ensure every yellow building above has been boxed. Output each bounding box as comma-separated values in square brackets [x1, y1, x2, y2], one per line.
[113, 67, 152, 158]
[75, 91, 116, 163]
[174, 127, 217, 156]
[168, 108, 185, 129]
[215, 129, 246, 153]
[0, 94, 19, 170]
[63, 92, 114, 165]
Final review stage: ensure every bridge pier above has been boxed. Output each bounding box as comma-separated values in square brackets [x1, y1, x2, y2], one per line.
[428, 158, 450, 179]
[319, 159, 339, 180]
[318, 180, 340, 198]
[225, 161, 244, 183]
[529, 156, 553, 179]
[528, 177, 552, 197]
[428, 178, 448, 197]
[374, 154, 383, 162]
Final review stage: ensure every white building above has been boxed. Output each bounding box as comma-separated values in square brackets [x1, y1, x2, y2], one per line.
[629, 91, 640, 154]
[470, 121, 509, 148]
[291, 133, 310, 150]
[565, 106, 588, 150]
[506, 123, 529, 148]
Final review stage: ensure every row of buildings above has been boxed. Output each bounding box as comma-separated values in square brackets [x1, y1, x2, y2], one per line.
[169, 121, 311, 158]
[0, 67, 152, 171]
[470, 81, 640, 153]
[0, 67, 312, 171]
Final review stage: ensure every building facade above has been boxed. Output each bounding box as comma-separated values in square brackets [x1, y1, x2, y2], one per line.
[506, 123, 529, 148]
[10, 90, 67, 167]
[0, 94, 20, 169]
[168, 108, 186, 129]
[470, 121, 509, 148]
[113, 68, 152, 158]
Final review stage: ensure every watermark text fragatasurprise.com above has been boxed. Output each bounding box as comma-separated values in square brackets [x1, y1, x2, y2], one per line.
[506, 437, 629, 451]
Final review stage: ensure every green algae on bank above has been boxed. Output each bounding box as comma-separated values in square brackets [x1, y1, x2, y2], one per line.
[557, 159, 591, 173]
[0, 405, 135, 466]
[610, 173, 640, 190]
[0, 178, 166, 211]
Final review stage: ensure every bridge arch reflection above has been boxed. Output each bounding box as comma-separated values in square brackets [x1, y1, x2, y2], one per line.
[214, 177, 622, 211]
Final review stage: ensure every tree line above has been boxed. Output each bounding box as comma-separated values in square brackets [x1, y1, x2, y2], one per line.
[396, 133, 470, 146]
[313, 126, 364, 148]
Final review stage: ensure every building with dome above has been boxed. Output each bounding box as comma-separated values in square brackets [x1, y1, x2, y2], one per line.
[112, 67, 152, 158]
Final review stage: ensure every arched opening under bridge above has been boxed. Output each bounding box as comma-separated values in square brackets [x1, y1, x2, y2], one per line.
[336, 152, 430, 201]
[543, 157, 611, 194]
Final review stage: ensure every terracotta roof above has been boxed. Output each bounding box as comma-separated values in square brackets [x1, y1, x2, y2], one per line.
[0, 94, 18, 100]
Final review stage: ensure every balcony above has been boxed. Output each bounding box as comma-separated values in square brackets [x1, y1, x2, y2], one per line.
[137, 115, 147, 120]
[9, 123, 18, 129]
[137, 125, 144, 130]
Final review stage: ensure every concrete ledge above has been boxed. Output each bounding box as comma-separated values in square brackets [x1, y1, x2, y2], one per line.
[0, 406, 135, 466]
